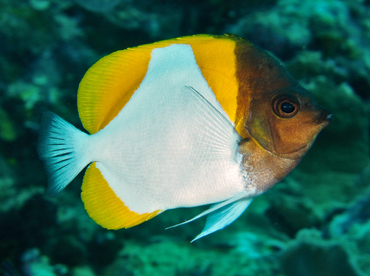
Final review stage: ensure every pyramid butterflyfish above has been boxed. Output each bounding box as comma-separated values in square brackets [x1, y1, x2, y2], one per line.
[38, 34, 331, 241]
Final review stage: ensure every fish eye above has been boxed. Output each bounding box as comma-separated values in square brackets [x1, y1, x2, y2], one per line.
[272, 95, 300, 118]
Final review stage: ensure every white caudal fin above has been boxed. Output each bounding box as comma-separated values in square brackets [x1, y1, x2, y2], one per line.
[167, 191, 253, 242]
[38, 112, 90, 196]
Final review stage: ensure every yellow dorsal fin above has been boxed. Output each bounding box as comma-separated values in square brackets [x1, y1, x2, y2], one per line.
[77, 48, 150, 134]
[77, 34, 238, 134]
[81, 162, 160, 229]
[176, 35, 238, 122]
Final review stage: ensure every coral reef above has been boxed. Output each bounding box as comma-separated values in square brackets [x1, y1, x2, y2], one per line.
[0, 0, 369, 275]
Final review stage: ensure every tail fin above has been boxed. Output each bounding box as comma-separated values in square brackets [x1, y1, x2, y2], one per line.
[38, 112, 90, 196]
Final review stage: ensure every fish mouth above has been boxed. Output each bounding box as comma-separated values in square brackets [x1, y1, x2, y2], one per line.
[315, 108, 333, 126]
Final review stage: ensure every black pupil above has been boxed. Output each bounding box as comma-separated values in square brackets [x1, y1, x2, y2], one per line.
[281, 101, 295, 113]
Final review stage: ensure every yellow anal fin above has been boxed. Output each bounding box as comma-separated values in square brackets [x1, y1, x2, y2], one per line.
[81, 162, 160, 229]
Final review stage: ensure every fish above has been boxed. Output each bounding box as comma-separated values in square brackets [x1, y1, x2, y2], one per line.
[38, 34, 331, 241]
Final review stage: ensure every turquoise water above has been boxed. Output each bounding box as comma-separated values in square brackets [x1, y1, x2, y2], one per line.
[0, 0, 369, 275]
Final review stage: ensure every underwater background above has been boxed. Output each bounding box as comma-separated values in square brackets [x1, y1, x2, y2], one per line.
[1, 0, 369, 275]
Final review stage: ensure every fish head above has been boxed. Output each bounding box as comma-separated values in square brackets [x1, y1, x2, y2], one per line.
[245, 84, 332, 160]
[232, 40, 332, 194]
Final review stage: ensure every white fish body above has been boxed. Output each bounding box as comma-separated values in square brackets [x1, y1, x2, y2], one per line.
[39, 44, 253, 241]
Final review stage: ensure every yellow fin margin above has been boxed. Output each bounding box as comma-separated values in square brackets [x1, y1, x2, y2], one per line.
[178, 35, 238, 123]
[77, 49, 151, 134]
[77, 34, 239, 134]
[81, 162, 161, 229]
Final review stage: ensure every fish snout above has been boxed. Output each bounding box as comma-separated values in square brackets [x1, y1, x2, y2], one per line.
[315, 108, 332, 126]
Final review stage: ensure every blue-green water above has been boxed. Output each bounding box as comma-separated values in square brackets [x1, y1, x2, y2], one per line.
[0, 0, 369, 275]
